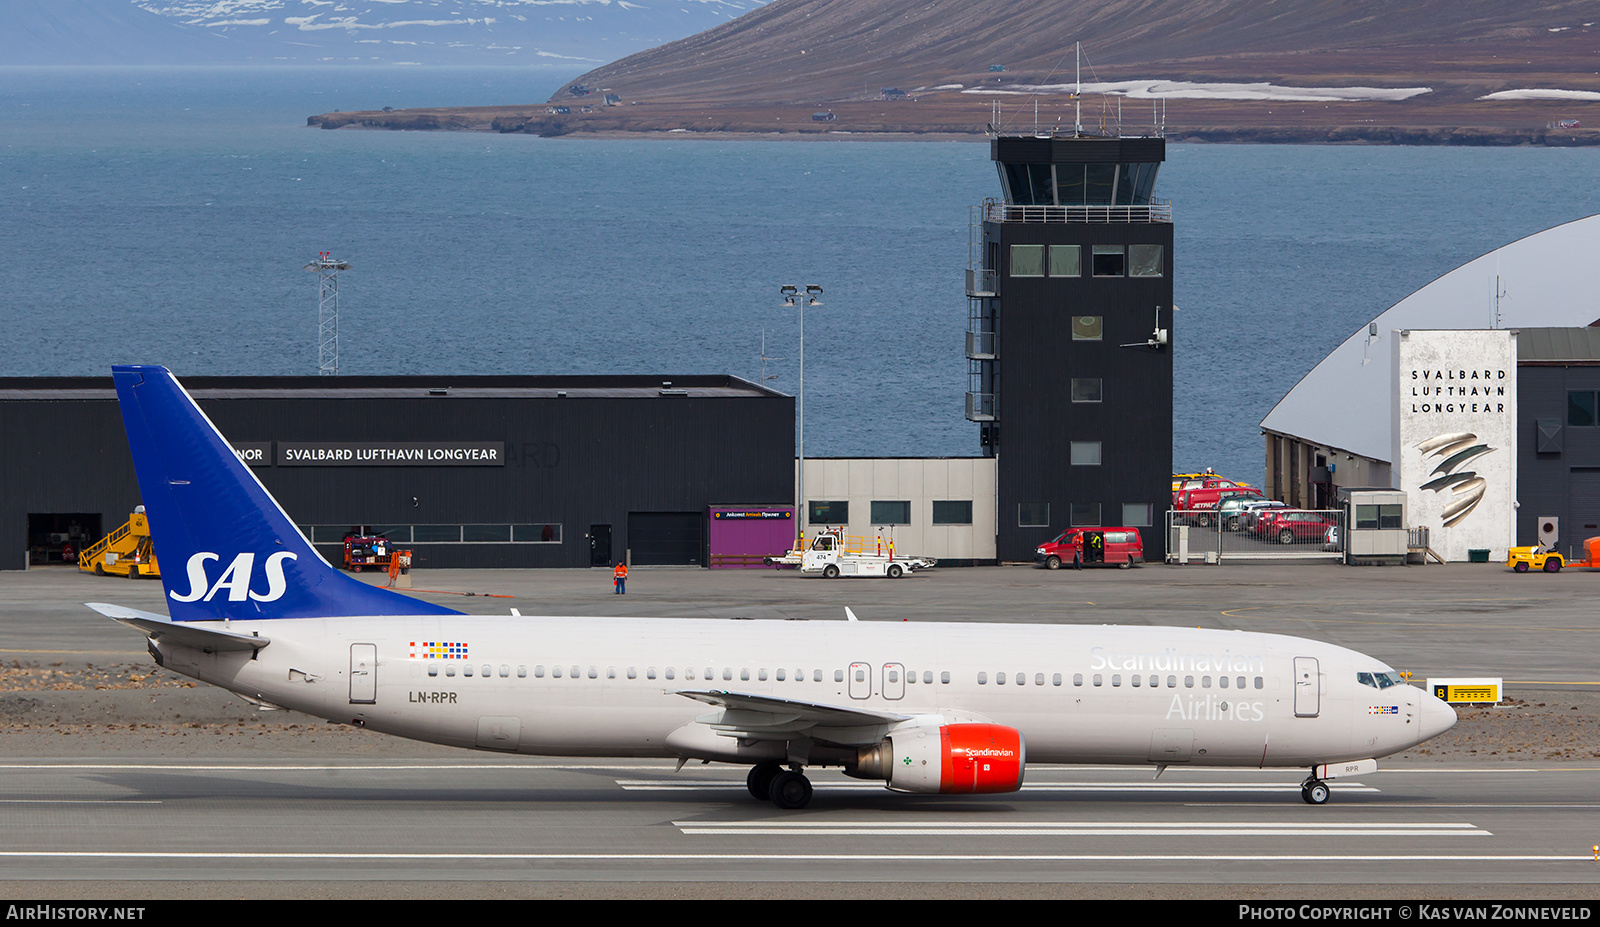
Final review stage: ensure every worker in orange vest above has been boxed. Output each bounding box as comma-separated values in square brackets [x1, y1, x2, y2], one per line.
[613, 561, 628, 595]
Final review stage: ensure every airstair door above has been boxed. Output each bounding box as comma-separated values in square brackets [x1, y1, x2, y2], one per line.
[350, 643, 377, 704]
[1294, 656, 1320, 718]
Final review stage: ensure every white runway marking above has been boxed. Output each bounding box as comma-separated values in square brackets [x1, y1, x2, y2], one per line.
[671, 820, 1486, 837]
[0, 800, 161, 805]
[616, 779, 1381, 794]
[0, 851, 1577, 864]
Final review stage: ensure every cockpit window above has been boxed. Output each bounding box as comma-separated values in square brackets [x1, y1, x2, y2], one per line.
[1358, 671, 1405, 689]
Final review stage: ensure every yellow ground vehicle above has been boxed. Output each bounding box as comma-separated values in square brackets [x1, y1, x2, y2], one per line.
[1506, 544, 1563, 573]
[78, 510, 161, 578]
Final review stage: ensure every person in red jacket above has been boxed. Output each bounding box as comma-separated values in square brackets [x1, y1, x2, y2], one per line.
[613, 561, 628, 595]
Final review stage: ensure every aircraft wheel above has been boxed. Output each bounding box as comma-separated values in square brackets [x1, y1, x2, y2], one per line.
[1045, 555, 1061, 571]
[822, 564, 840, 579]
[1513, 562, 1529, 573]
[770, 770, 813, 810]
[1544, 558, 1563, 573]
[747, 762, 783, 801]
[1301, 779, 1330, 805]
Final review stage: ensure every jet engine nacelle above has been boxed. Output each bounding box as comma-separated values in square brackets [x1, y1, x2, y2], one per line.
[855, 723, 1025, 794]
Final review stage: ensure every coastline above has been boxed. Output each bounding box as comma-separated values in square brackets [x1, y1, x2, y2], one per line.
[306, 108, 1600, 146]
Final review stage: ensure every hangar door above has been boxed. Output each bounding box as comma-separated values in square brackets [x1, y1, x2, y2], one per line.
[1569, 468, 1600, 538]
[627, 512, 704, 565]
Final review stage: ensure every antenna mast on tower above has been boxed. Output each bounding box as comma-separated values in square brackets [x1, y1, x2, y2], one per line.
[302, 252, 351, 376]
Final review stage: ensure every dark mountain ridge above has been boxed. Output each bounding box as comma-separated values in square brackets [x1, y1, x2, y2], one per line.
[560, 0, 1600, 103]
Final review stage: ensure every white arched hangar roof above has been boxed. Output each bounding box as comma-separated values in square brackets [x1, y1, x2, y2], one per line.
[1260, 214, 1600, 464]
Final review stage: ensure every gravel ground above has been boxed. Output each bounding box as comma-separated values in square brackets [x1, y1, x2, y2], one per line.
[3, 658, 1595, 761]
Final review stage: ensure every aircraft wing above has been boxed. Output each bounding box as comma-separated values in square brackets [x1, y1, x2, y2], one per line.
[87, 602, 271, 653]
[672, 688, 912, 745]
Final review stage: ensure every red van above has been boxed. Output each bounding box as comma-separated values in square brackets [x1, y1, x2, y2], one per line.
[1034, 528, 1144, 569]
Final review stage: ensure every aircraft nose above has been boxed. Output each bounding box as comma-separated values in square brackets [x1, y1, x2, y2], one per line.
[1417, 690, 1458, 743]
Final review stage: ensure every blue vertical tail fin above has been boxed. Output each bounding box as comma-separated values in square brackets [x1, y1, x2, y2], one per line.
[111, 365, 462, 621]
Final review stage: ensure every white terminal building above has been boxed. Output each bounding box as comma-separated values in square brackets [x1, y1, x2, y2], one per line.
[1260, 214, 1600, 562]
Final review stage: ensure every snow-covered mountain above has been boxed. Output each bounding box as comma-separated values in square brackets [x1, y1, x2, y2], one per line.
[1, 0, 769, 66]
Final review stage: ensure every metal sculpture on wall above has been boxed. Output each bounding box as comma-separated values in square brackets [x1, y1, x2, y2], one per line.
[1416, 432, 1493, 526]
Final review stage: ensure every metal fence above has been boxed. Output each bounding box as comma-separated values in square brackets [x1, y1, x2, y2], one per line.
[1165, 508, 1346, 563]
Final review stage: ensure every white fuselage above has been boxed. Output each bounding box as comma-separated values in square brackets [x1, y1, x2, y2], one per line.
[151, 615, 1450, 770]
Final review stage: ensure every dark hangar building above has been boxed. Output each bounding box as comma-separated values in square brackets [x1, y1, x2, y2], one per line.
[1, 375, 793, 571]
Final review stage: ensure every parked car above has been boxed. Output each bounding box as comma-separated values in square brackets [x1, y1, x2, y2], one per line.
[1238, 499, 1292, 534]
[1173, 479, 1262, 520]
[1035, 528, 1144, 569]
[1213, 493, 1269, 531]
[1256, 510, 1340, 544]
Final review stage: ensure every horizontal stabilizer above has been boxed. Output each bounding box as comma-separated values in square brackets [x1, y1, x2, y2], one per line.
[87, 602, 270, 653]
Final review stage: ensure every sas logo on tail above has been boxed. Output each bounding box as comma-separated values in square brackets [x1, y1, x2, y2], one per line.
[170, 552, 298, 603]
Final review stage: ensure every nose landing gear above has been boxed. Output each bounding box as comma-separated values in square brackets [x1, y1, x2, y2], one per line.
[1301, 775, 1330, 805]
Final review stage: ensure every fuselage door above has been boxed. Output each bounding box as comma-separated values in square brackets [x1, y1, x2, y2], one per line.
[1294, 656, 1320, 718]
[883, 663, 905, 700]
[350, 643, 377, 705]
[849, 662, 872, 699]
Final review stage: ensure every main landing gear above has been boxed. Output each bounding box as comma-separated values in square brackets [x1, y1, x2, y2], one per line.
[1300, 773, 1330, 805]
[747, 761, 813, 809]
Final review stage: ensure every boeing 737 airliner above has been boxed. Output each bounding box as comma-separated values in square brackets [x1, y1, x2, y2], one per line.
[91, 366, 1457, 809]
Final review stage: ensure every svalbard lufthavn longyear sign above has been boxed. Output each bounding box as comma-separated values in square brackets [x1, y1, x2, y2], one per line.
[275, 442, 505, 466]
[1391, 329, 1515, 562]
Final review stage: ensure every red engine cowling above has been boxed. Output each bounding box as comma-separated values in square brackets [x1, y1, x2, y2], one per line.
[882, 723, 1025, 794]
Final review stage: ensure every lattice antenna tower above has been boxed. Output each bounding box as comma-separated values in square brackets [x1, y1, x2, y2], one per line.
[303, 252, 351, 375]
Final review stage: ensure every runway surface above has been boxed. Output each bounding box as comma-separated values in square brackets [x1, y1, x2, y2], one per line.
[1, 759, 1596, 893]
[3, 562, 1598, 898]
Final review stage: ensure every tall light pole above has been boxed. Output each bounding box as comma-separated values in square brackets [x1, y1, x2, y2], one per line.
[303, 252, 351, 376]
[781, 284, 823, 542]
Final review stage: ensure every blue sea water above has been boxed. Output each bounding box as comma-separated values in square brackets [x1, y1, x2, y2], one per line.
[3, 66, 1599, 486]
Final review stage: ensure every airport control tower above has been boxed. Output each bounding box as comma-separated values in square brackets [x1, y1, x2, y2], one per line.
[965, 134, 1174, 562]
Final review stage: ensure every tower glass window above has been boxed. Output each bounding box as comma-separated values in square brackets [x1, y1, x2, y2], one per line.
[1129, 245, 1164, 277]
[1010, 244, 1044, 277]
[1049, 245, 1081, 277]
[1091, 245, 1125, 277]
[1071, 379, 1102, 403]
[1070, 441, 1102, 465]
[1070, 503, 1101, 526]
[1071, 316, 1103, 341]
[1018, 503, 1049, 527]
